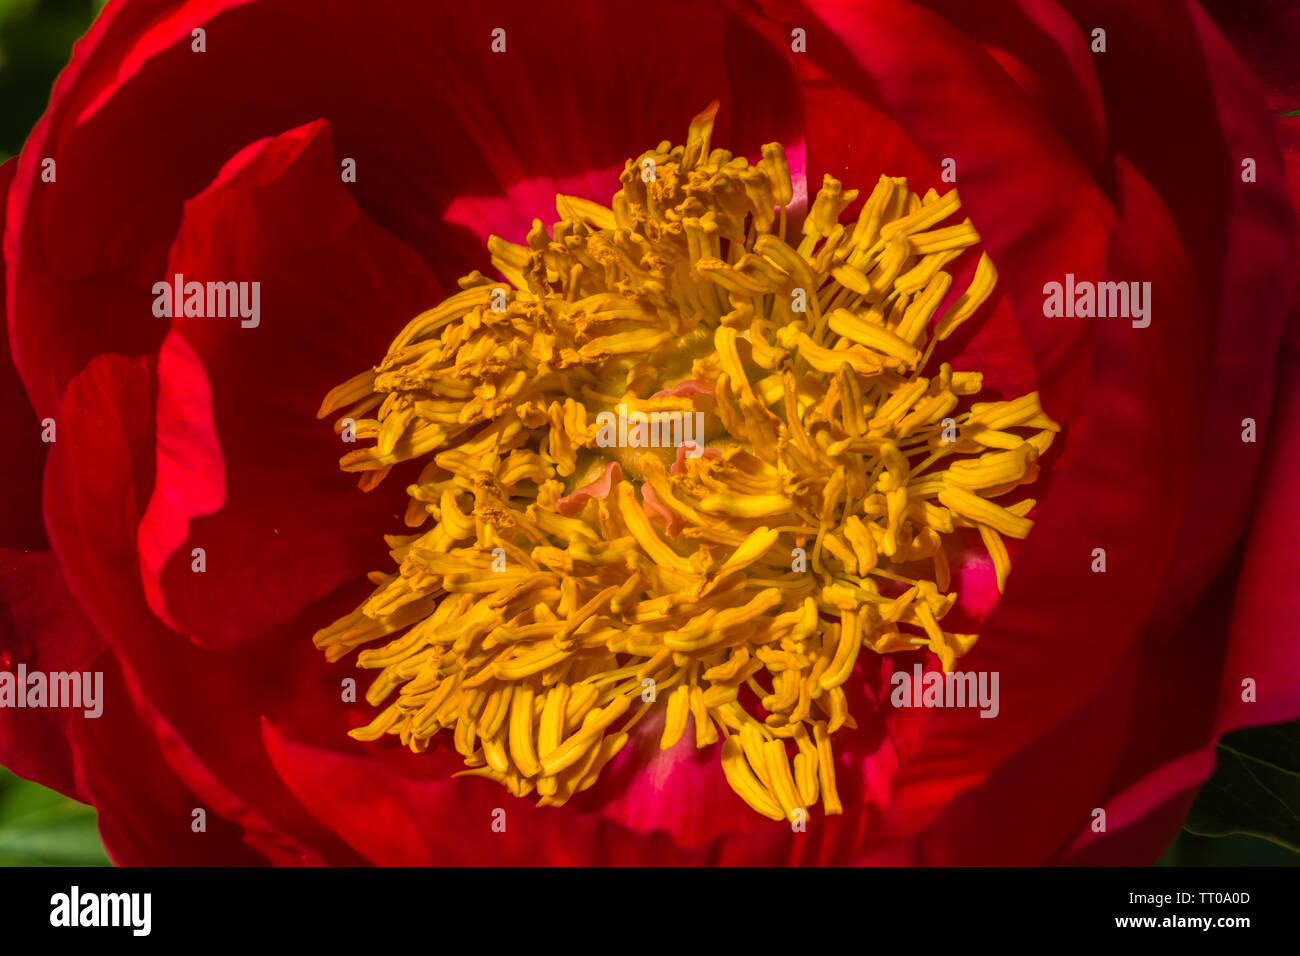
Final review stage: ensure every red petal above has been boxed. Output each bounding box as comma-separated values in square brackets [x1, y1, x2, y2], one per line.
[1201, 0, 1300, 113]
[1217, 331, 1300, 733]
[905, 557, 1239, 863]
[75, 659, 275, 866]
[1058, 0, 1298, 623]
[44, 352, 359, 863]
[0, 157, 47, 551]
[8, 0, 803, 418]
[135, 331, 224, 636]
[763, 1, 1282, 846]
[264, 716, 877, 864]
[0, 549, 99, 800]
[918, 0, 1110, 178]
[0, 546, 269, 864]
[1057, 752, 1210, 865]
[137, 119, 441, 650]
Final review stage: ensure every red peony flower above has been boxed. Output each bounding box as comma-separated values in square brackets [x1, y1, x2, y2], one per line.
[1, 0, 1296, 865]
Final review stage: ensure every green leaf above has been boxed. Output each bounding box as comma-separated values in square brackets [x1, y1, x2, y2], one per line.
[1179, 720, 1300, 855]
[1159, 831, 1300, 866]
[1278, 108, 1300, 118]
[0, 0, 102, 156]
[0, 0, 39, 28]
[0, 767, 111, 866]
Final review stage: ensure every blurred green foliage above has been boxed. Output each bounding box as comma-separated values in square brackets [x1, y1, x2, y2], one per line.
[0, 768, 110, 865]
[0, 0, 104, 159]
[0, 0, 1297, 869]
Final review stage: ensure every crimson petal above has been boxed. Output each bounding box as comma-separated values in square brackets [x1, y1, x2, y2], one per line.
[137, 119, 441, 649]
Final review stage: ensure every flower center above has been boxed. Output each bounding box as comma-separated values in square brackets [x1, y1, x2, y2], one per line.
[314, 103, 1057, 821]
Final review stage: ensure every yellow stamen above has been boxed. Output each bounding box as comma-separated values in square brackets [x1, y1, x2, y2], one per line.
[315, 105, 1055, 823]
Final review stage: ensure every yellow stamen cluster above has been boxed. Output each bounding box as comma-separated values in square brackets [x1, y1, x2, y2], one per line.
[314, 103, 1057, 821]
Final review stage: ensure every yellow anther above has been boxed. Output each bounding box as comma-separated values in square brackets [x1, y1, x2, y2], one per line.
[316, 106, 1052, 823]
